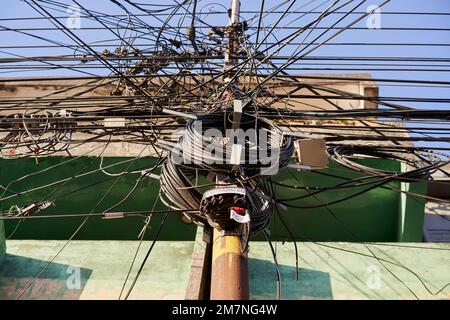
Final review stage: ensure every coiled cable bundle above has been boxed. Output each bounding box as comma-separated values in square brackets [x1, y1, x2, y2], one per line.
[328, 145, 447, 180]
[159, 111, 292, 236]
[178, 112, 293, 174]
[159, 157, 205, 225]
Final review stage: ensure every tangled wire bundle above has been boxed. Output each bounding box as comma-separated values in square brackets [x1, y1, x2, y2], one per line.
[160, 111, 294, 236]
[328, 145, 448, 180]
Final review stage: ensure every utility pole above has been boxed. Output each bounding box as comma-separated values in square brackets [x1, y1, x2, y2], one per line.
[209, 0, 249, 300]
[210, 225, 249, 299]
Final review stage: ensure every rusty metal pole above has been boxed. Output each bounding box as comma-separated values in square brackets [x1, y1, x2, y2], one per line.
[210, 176, 249, 299]
[210, 227, 249, 300]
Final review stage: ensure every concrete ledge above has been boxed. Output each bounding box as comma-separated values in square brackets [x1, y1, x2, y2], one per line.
[0, 240, 194, 300]
[185, 227, 211, 300]
[248, 242, 450, 300]
[2, 239, 449, 300]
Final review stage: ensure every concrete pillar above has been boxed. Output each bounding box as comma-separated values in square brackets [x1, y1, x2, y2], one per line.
[185, 226, 212, 300]
[397, 162, 427, 242]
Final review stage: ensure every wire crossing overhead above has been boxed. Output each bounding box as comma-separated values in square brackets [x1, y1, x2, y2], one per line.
[0, 0, 449, 301]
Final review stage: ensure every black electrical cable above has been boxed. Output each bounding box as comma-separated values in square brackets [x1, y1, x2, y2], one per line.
[123, 212, 170, 300]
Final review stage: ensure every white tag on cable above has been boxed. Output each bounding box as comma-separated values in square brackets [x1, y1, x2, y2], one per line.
[104, 117, 125, 127]
[230, 143, 242, 165]
[230, 208, 250, 224]
[103, 212, 125, 219]
[233, 99, 243, 113]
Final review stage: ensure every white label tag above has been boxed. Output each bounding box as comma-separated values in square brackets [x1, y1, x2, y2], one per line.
[230, 143, 242, 165]
[104, 117, 125, 127]
[202, 186, 245, 199]
[233, 100, 243, 113]
[230, 209, 250, 224]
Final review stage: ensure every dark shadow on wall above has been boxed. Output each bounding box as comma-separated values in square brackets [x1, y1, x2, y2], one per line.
[0, 254, 92, 300]
[249, 258, 332, 300]
[423, 210, 450, 242]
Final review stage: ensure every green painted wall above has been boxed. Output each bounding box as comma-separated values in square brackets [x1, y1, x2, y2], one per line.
[266, 159, 398, 242]
[0, 157, 196, 241]
[0, 157, 426, 242]
[263, 158, 427, 242]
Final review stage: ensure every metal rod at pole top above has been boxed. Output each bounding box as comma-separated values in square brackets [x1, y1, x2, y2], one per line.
[230, 0, 240, 25]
